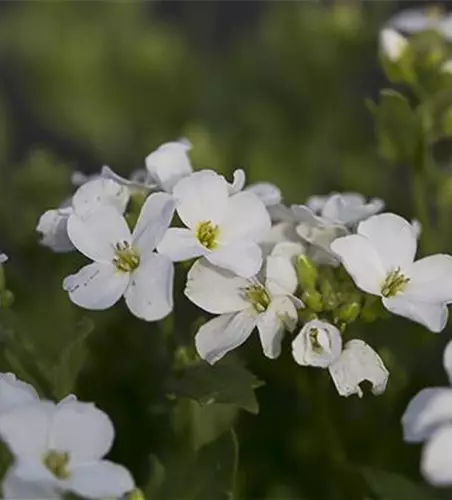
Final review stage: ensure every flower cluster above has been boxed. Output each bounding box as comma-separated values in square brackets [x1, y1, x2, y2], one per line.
[0, 373, 135, 499]
[35, 139, 452, 400]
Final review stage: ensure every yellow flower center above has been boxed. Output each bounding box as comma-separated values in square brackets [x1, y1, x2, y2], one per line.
[196, 221, 219, 250]
[245, 284, 271, 313]
[43, 450, 70, 479]
[113, 241, 140, 273]
[309, 327, 323, 352]
[381, 267, 410, 297]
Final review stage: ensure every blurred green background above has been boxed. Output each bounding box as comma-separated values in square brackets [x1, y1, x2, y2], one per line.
[0, 1, 451, 499]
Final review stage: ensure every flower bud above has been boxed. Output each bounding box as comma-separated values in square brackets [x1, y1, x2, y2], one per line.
[335, 301, 361, 324]
[301, 289, 323, 312]
[296, 255, 318, 290]
[127, 489, 146, 500]
[292, 320, 342, 368]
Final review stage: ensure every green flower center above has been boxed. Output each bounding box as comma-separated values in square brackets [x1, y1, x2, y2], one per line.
[381, 267, 410, 297]
[43, 450, 70, 479]
[196, 221, 219, 250]
[245, 284, 271, 313]
[113, 241, 140, 272]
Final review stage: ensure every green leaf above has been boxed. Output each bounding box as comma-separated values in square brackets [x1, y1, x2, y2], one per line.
[153, 430, 239, 500]
[419, 90, 452, 143]
[53, 317, 94, 399]
[373, 90, 421, 166]
[362, 467, 440, 500]
[166, 360, 264, 414]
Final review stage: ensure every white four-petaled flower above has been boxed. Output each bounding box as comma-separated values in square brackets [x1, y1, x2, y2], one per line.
[63, 192, 175, 321]
[402, 340, 452, 486]
[292, 320, 389, 397]
[0, 396, 134, 499]
[185, 246, 302, 364]
[331, 213, 452, 332]
[158, 170, 271, 278]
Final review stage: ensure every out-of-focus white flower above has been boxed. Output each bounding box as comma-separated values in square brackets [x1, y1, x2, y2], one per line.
[441, 59, 452, 74]
[0, 253, 8, 265]
[402, 340, 452, 485]
[63, 193, 175, 321]
[246, 182, 282, 207]
[387, 6, 452, 40]
[0, 373, 39, 414]
[0, 396, 135, 499]
[292, 320, 389, 397]
[185, 254, 301, 364]
[331, 213, 452, 332]
[158, 170, 271, 278]
[37, 178, 130, 253]
[379, 28, 409, 61]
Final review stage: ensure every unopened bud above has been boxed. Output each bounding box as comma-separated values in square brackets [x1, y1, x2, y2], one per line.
[127, 489, 146, 500]
[301, 289, 323, 312]
[335, 301, 361, 324]
[296, 255, 318, 290]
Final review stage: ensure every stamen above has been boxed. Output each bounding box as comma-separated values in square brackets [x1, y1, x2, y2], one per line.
[196, 221, 219, 250]
[245, 284, 271, 313]
[43, 450, 70, 479]
[381, 267, 410, 297]
[113, 241, 140, 272]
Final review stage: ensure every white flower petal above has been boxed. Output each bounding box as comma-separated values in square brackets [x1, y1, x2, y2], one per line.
[72, 178, 129, 216]
[265, 255, 297, 296]
[296, 222, 347, 253]
[101, 165, 156, 190]
[421, 424, 452, 486]
[195, 311, 256, 365]
[411, 219, 422, 239]
[257, 298, 297, 359]
[157, 228, 205, 262]
[405, 254, 452, 304]
[402, 388, 452, 443]
[330, 235, 386, 295]
[173, 170, 228, 228]
[292, 320, 342, 368]
[68, 460, 134, 499]
[379, 29, 408, 61]
[0, 401, 53, 459]
[439, 15, 452, 41]
[329, 340, 389, 398]
[306, 195, 329, 213]
[125, 253, 174, 321]
[2, 467, 60, 499]
[36, 208, 74, 252]
[184, 258, 249, 314]
[267, 204, 297, 222]
[132, 192, 176, 253]
[49, 399, 114, 462]
[382, 296, 448, 333]
[145, 140, 192, 193]
[220, 191, 271, 243]
[444, 340, 452, 385]
[228, 169, 246, 195]
[63, 263, 128, 310]
[67, 209, 132, 263]
[0, 253, 7, 264]
[357, 213, 417, 272]
[0, 373, 39, 413]
[207, 241, 263, 278]
[246, 182, 282, 207]
[260, 222, 301, 257]
[327, 195, 384, 226]
[270, 241, 305, 260]
[291, 205, 325, 226]
[387, 8, 439, 33]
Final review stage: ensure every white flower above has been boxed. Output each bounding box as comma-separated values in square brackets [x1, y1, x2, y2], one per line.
[37, 178, 130, 253]
[0, 396, 135, 499]
[441, 59, 452, 74]
[245, 182, 282, 207]
[158, 170, 271, 278]
[331, 213, 452, 332]
[0, 253, 8, 265]
[185, 254, 300, 364]
[3, 467, 61, 499]
[379, 29, 409, 62]
[402, 340, 452, 485]
[63, 192, 175, 321]
[0, 373, 39, 414]
[292, 320, 389, 397]
[260, 222, 303, 257]
[387, 6, 452, 40]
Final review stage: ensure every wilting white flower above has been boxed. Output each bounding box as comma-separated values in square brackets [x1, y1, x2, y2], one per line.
[402, 340, 452, 485]
[158, 170, 271, 278]
[292, 320, 389, 397]
[0, 373, 39, 414]
[185, 254, 301, 364]
[331, 213, 452, 332]
[387, 6, 452, 40]
[63, 193, 175, 321]
[379, 28, 409, 61]
[37, 178, 130, 253]
[0, 396, 134, 499]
